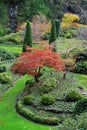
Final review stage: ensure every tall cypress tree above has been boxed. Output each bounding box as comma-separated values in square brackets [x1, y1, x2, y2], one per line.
[49, 21, 57, 44]
[22, 20, 33, 52]
[54, 19, 61, 38]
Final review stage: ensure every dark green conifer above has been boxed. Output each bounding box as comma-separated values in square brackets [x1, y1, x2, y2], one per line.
[49, 21, 57, 44]
[22, 20, 33, 52]
[54, 19, 61, 38]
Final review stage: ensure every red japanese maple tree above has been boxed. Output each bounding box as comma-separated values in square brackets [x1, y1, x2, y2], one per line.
[11, 46, 65, 82]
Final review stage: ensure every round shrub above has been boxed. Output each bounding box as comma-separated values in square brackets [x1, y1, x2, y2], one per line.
[41, 94, 55, 105]
[65, 90, 83, 102]
[75, 61, 87, 74]
[24, 95, 34, 105]
[40, 78, 57, 94]
[65, 58, 75, 71]
[0, 66, 6, 73]
[0, 73, 12, 84]
[74, 98, 87, 115]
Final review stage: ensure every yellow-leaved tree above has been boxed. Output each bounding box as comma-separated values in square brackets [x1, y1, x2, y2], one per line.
[61, 13, 80, 28]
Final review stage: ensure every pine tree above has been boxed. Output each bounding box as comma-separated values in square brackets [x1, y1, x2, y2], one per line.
[54, 19, 61, 38]
[49, 21, 57, 44]
[22, 20, 33, 52]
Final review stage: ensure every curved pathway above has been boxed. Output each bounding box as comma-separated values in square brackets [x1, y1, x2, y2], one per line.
[0, 76, 53, 130]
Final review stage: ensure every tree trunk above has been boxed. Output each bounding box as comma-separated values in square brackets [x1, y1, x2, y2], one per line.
[8, 3, 18, 32]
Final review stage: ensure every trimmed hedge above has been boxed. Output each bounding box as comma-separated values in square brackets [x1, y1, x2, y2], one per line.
[16, 100, 59, 125]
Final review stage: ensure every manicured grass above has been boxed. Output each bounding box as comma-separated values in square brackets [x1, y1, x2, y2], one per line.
[56, 38, 84, 52]
[0, 44, 40, 53]
[0, 75, 53, 130]
[0, 44, 22, 53]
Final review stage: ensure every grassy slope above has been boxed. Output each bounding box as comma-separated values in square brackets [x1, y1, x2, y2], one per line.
[0, 44, 22, 53]
[0, 76, 53, 130]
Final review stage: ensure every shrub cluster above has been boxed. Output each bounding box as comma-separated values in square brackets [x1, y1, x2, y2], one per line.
[0, 48, 16, 61]
[75, 61, 87, 74]
[65, 58, 75, 71]
[40, 78, 57, 94]
[56, 112, 87, 130]
[0, 73, 12, 84]
[65, 90, 83, 102]
[23, 95, 34, 105]
[41, 94, 55, 105]
[0, 66, 6, 73]
[74, 98, 87, 115]
[0, 28, 11, 37]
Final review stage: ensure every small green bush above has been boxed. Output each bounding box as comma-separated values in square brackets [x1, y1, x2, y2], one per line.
[74, 98, 87, 115]
[24, 95, 34, 105]
[75, 61, 87, 74]
[40, 78, 57, 94]
[65, 90, 83, 102]
[42, 32, 50, 40]
[0, 73, 12, 84]
[41, 94, 55, 105]
[65, 58, 75, 71]
[0, 48, 16, 61]
[0, 66, 6, 73]
[25, 78, 35, 87]
[0, 28, 4, 36]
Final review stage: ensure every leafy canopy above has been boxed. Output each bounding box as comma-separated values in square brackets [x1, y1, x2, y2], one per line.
[11, 46, 64, 82]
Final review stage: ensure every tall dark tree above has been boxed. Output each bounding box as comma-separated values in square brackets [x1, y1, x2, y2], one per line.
[22, 20, 33, 52]
[54, 19, 61, 38]
[49, 21, 57, 44]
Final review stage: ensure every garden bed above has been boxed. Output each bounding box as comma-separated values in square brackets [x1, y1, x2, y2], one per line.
[16, 71, 86, 125]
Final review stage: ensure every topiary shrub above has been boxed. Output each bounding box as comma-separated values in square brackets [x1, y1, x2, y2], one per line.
[23, 20, 33, 52]
[24, 95, 34, 105]
[54, 19, 61, 38]
[74, 98, 87, 115]
[41, 94, 55, 105]
[0, 66, 6, 73]
[49, 21, 57, 44]
[65, 90, 83, 102]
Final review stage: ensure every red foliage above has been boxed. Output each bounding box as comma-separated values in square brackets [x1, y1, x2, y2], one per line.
[11, 46, 65, 81]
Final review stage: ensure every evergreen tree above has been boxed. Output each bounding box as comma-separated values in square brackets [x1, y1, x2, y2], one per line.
[49, 21, 57, 44]
[54, 19, 61, 38]
[22, 20, 33, 52]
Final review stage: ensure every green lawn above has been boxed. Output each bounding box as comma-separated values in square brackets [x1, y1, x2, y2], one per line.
[0, 44, 22, 53]
[56, 38, 84, 53]
[0, 75, 53, 130]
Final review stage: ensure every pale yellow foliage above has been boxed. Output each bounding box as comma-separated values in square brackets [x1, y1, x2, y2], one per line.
[61, 13, 80, 28]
